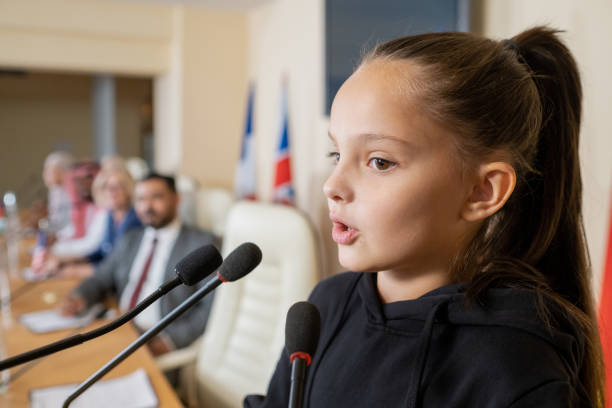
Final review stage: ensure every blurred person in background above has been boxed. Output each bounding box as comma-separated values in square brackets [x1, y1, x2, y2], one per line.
[60, 173, 217, 355]
[88, 160, 142, 263]
[54, 160, 100, 241]
[45, 164, 141, 278]
[42, 151, 73, 234]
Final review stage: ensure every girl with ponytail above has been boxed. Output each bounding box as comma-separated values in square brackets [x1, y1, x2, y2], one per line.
[246, 26, 603, 407]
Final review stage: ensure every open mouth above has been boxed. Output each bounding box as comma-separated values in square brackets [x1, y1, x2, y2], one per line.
[331, 220, 358, 245]
[337, 222, 353, 232]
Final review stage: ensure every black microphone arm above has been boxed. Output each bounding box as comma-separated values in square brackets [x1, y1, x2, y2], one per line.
[62, 242, 262, 408]
[0, 244, 222, 371]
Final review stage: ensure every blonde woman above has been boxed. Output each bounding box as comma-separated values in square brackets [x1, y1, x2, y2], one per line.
[49, 166, 141, 278]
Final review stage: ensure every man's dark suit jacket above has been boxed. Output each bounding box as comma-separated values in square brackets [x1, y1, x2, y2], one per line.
[74, 224, 217, 349]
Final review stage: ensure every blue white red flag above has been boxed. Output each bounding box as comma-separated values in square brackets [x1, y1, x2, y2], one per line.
[272, 80, 295, 206]
[30, 230, 48, 273]
[234, 85, 257, 200]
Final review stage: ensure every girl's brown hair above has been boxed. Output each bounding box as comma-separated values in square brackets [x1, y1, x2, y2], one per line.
[363, 26, 603, 406]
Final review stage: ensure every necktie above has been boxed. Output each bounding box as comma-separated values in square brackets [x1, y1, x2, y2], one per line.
[128, 237, 158, 309]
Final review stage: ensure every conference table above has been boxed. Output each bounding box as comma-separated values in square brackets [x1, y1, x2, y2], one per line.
[0, 241, 183, 407]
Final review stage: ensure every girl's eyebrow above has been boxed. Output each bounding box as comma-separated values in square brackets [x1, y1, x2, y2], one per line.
[359, 133, 413, 147]
[328, 131, 413, 147]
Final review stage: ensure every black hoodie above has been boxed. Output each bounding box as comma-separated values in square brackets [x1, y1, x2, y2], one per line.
[244, 272, 588, 407]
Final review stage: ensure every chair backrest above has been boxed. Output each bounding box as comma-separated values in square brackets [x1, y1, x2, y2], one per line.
[176, 174, 199, 193]
[195, 201, 320, 407]
[195, 188, 234, 237]
[176, 175, 200, 226]
[124, 157, 149, 181]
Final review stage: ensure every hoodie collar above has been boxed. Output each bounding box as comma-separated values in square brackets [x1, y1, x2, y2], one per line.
[359, 272, 464, 324]
[358, 273, 582, 358]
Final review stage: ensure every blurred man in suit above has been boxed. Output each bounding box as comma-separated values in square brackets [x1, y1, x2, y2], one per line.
[61, 173, 217, 355]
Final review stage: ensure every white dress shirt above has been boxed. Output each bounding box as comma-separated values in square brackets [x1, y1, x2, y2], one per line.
[48, 185, 71, 233]
[52, 208, 106, 258]
[119, 217, 181, 332]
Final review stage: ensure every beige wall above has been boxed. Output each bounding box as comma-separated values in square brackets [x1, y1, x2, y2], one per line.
[180, 8, 248, 190]
[0, 72, 151, 205]
[0, 0, 173, 75]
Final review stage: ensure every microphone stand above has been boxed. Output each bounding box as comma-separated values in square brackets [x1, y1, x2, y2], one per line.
[0, 307, 110, 387]
[0, 278, 182, 370]
[62, 273, 224, 408]
[289, 358, 307, 408]
[284, 301, 320, 408]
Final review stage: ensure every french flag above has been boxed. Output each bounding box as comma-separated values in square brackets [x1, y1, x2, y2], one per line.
[273, 80, 295, 206]
[234, 84, 257, 200]
[30, 230, 48, 273]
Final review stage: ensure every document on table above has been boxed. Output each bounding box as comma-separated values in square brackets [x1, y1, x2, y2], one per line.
[19, 304, 106, 333]
[29, 368, 158, 408]
[21, 268, 50, 282]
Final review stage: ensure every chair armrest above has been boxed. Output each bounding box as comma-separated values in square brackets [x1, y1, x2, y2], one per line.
[155, 339, 201, 372]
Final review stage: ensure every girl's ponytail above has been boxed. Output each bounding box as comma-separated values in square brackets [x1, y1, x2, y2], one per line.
[510, 27, 604, 406]
[511, 27, 584, 304]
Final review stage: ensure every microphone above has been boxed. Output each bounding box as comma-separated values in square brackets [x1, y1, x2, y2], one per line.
[0, 244, 222, 371]
[62, 242, 262, 408]
[285, 301, 321, 408]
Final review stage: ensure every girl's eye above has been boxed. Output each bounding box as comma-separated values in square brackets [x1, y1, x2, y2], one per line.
[368, 157, 395, 171]
[327, 151, 340, 164]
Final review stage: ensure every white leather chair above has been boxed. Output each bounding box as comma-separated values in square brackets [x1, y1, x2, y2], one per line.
[124, 157, 149, 181]
[194, 188, 234, 238]
[176, 174, 200, 226]
[186, 201, 320, 407]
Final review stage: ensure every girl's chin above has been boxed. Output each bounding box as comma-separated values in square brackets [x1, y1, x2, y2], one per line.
[337, 252, 376, 273]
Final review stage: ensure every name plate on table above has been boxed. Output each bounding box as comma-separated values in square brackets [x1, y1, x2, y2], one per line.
[29, 368, 158, 408]
[19, 305, 107, 334]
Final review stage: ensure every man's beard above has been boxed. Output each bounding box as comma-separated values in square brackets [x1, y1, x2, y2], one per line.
[145, 211, 175, 229]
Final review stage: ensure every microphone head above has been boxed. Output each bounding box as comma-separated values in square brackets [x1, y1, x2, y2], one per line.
[175, 244, 223, 286]
[217, 242, 262, 282]
[285, 301, 321, 359]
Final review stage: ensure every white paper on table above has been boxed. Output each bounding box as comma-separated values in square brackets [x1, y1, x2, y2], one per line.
[21, 268, 47, 282]
[19, 304, 105, 334]
[29, 368, 158, 408]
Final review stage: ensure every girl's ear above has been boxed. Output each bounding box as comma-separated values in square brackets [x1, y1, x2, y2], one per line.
[461, 162, 516, 222]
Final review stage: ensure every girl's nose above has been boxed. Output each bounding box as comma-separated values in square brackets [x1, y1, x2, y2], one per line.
[323, 166, 353, 203]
